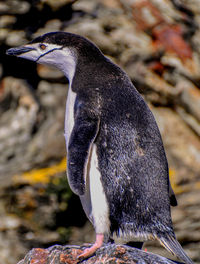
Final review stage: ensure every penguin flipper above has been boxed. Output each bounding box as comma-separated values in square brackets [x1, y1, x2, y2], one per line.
[67, 113, 100, 196]
[159, 234, 193, 264]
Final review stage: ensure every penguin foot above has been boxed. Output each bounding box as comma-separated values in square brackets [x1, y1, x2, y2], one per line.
[78, 233, 104, 260]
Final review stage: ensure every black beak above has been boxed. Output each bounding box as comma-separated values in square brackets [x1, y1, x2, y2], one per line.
[6, 46, 35, 56]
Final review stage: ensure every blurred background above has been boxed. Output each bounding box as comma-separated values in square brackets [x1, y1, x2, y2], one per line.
[0, 0, 200, 263]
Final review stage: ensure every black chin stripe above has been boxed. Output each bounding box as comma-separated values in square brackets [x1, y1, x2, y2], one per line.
[35, 47, 63, 62]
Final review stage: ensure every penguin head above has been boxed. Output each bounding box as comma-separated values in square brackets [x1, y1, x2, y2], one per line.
[6, 32, 103, 83]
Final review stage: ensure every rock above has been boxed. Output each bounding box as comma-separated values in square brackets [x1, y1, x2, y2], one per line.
[0, 0, 200, 263]
[0, 77, 67, 181]
[0, 1, 30, 15]
[37, 64, 64, 80]
[42, 0, 76, 11]
[0, 77, 39, 184]
[44, 19, 62, 30]
[177, 78, 200, 122]
[0, 229, 27, 264]
[73, 0, 101, 13]
[0, 28, 9, 42]
[176, 107, 200, 137]
[0, 15, 16, 28]
[161, 54, 200, 79]
[0, 215, 21, 231]
[65, 17, 117, 55]
[180, 0, 200, 14]
[18, 244, 184, 264]
[6, 30, 27, 46]
[152, 106, 200, 182]
[35, 19, 62, 37]
[37, 80, 67, 108]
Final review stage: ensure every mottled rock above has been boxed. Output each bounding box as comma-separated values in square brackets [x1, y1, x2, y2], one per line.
[0, 77, 67, 182]
[152, 106, 200, 182]
[177, 78, 200, 122]
[65, 17, 116, 55]
[42, 0, 76, 10]
[6, 30, 27, 46]
[0, 15, 16, 28]
[0, 28, 9, 41]
[0, 215, 20, 231]
[0, 77, 39, 180]
[18, 244, 184, 264]
[37, 80, 67, 108]
[0, 0, 200, 264]
[0, 1, 30, 15]
[181, 0, 200, 14]
[35, 19, 62, 37]
[0, 229, 27, 264]
[37, 64, 64, 80]
[161, 54, 200, 79]
[73, 0, 101, 13]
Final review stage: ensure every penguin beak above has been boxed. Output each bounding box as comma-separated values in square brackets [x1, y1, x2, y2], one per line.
[6, 46, 36, 56]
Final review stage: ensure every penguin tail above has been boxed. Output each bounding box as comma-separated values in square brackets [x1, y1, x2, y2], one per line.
[158, 234, 194, 264]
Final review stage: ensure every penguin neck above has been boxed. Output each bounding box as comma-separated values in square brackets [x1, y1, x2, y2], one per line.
[71, 55, 121, 94]
[57, 49, 104, 91]
[55, 47, 77, 86]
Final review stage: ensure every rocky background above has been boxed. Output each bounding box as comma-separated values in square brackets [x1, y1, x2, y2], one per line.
[0, 0, 200, 263]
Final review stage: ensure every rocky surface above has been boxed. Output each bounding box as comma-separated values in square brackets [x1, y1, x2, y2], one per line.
[18, 244, 184, 264]
[0, 0, 200, 263]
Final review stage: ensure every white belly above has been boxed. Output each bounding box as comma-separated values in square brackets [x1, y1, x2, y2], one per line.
[83, 144, 110, 234]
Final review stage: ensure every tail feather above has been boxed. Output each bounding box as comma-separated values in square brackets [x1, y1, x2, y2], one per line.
[158, 234, 194, 264]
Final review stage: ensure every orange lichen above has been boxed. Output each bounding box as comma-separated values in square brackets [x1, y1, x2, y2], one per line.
[115, 246, 126, 255]
[195, 182, 200, 190]
[13, 157, 66, 185]
[60, 249, 83, 264]
[147, 61, 165, 75]
[152, 24, 192, 60]
[30, 248, 49, 264]
[169, 168, 190, 194]
[131, 0, 164, 30]
[131, 0, 192, 61]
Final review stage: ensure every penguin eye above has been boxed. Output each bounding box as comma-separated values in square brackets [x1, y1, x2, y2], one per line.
[39, 44, 47, 50]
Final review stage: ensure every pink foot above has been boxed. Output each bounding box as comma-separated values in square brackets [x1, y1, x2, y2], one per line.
[78, 233, 104, 260]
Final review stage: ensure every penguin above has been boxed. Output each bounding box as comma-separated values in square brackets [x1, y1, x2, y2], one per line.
[6, 32, 193, 264]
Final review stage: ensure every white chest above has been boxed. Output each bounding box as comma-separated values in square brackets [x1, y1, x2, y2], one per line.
[64, 84, 77, 149]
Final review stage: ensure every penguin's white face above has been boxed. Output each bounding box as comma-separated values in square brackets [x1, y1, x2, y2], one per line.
[7, 43, 77, 83]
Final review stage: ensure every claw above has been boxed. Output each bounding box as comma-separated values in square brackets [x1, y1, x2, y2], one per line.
[78, 233, 104, 260]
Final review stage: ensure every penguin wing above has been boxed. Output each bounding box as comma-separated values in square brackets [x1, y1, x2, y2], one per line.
[67, 110, 100, 196]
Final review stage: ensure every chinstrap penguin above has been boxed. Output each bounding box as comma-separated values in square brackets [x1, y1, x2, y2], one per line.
[7, 32, 193, 264]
